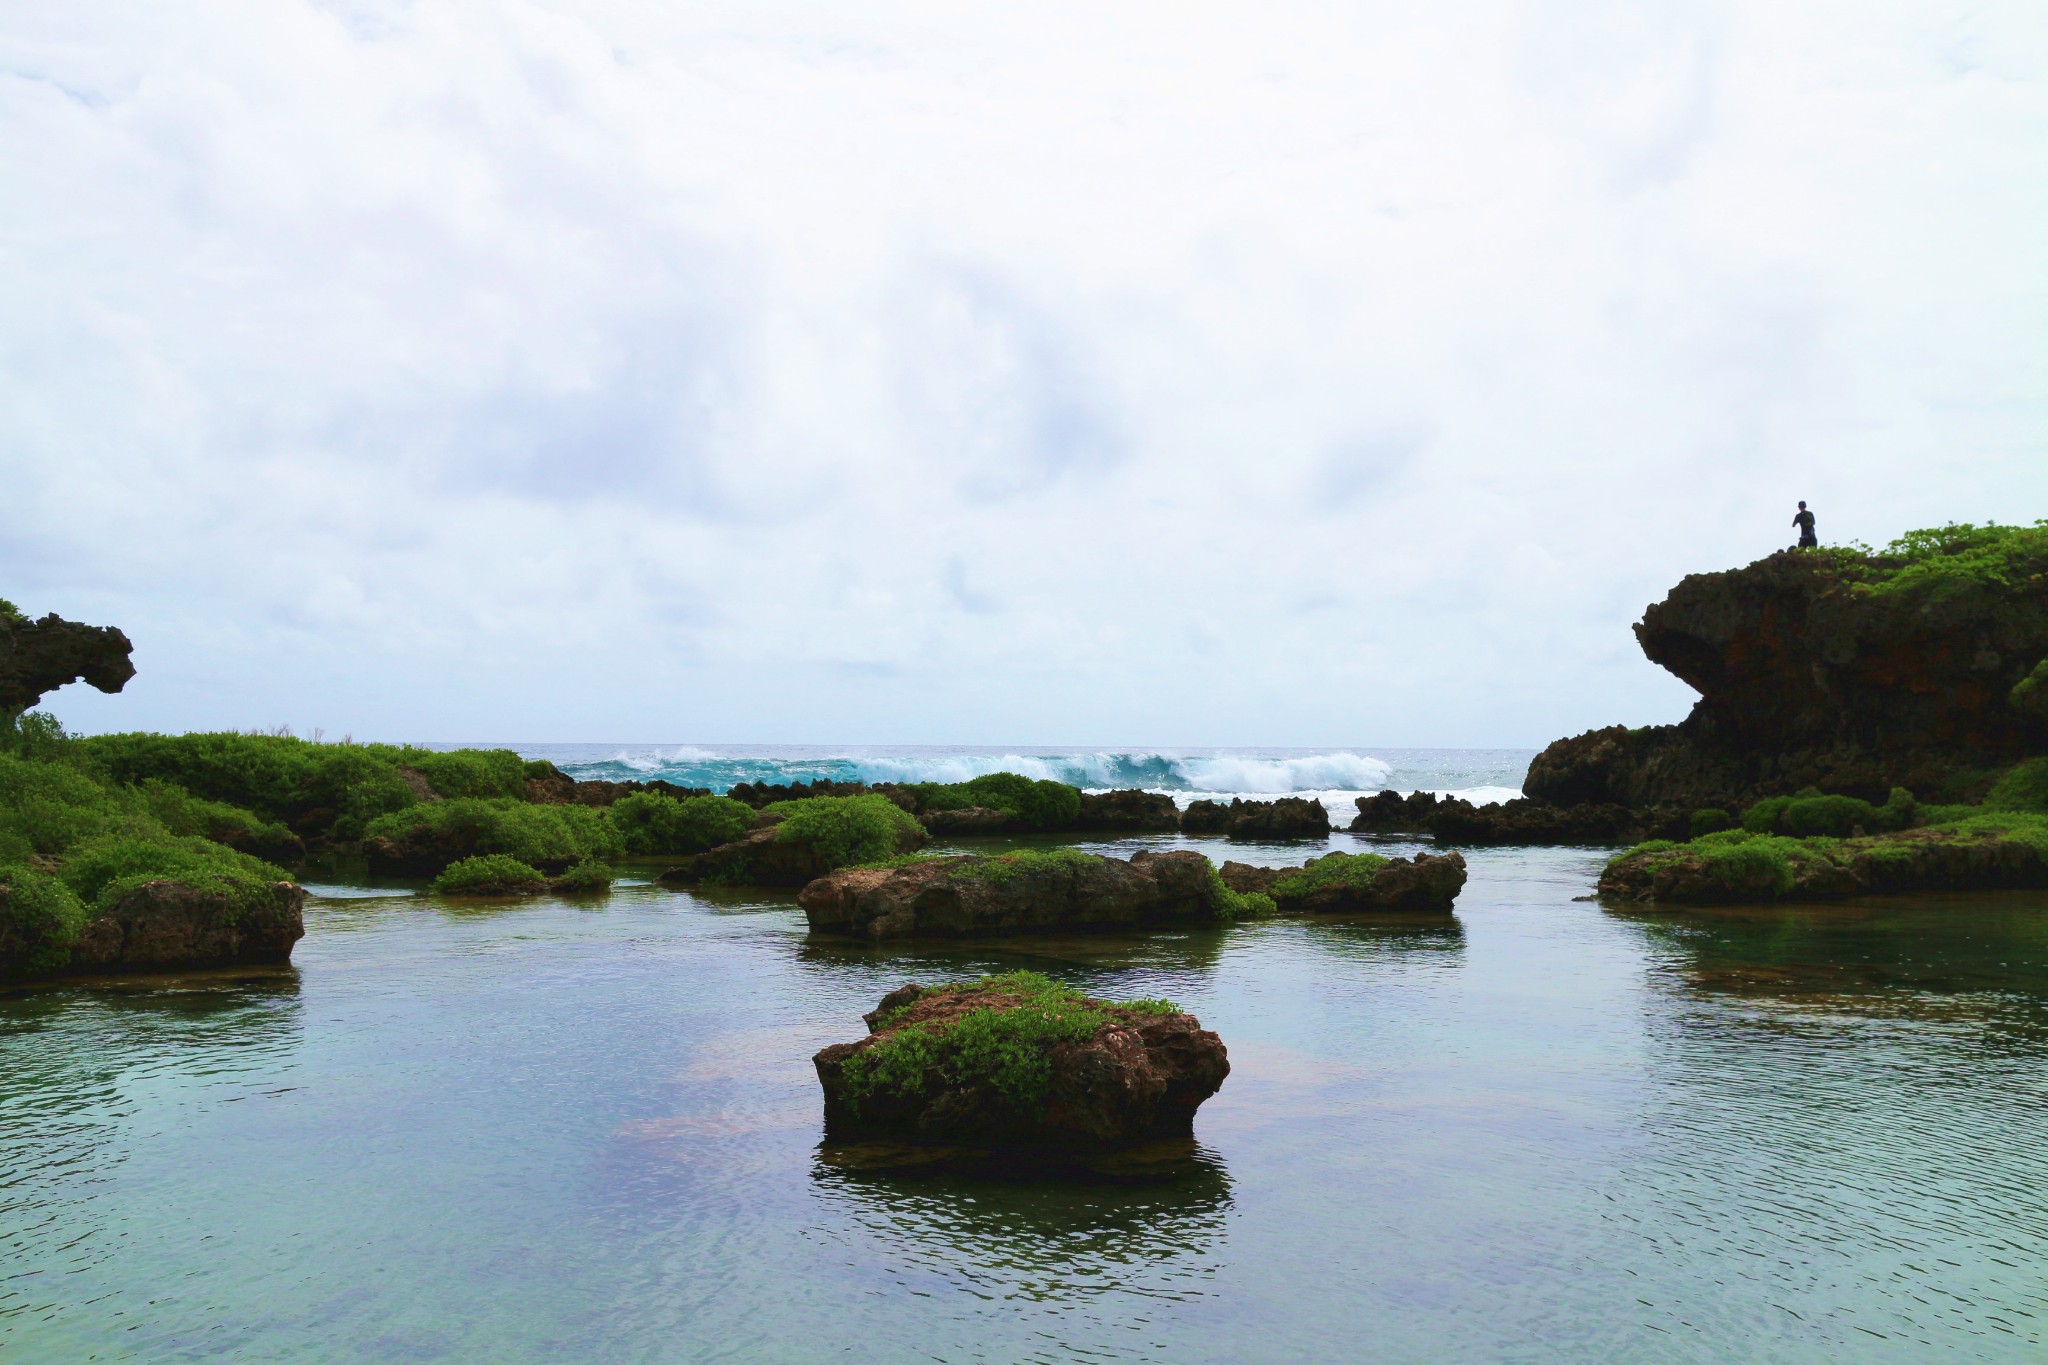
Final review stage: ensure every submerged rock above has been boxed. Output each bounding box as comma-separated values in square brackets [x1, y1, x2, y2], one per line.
[800, 849, 1222, 940]
[813, 974, 1229, 1150]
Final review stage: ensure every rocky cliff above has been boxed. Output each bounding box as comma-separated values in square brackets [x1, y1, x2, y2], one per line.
[1526, 540, 2048, 813]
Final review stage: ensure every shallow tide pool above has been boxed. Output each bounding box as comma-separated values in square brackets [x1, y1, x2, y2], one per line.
[4, 838, 2046, 1362]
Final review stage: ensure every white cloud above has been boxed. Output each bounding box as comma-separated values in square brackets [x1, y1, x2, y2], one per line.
[4, 0, 2045, 744]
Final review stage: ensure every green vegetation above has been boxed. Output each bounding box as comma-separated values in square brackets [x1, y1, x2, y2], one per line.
[838, 972, 1180, 1114]
[2013, 660, 2048, 722]
[432, 854, 547, 895]
[1984, 758, 2048, 812]
[59, 834, 290, 918]
[0, 866, 91, 975]
[0, 752, 157, 864]
[137, 779, 298, 854]
[1611, 828, 1829, 898]
[1740, 788, 1914, 838]
[1813, 521, 2048, 598]
[765, 794, 922, 867]
[607, 791, 753, 855]
[363, 798, 624, 868]
[0, 708, 70, 759]
[901, 772, 1083, 829]
[1207, 867, 1277, 921]
[951, 847, 1102, 883]
[1270, 851, 1392, 902]
[70, 732, 534, 838]
[549, 859, 615, 894]
[1689, 808, 1733, 838]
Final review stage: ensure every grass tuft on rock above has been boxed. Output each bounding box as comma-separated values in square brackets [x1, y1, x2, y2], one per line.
[840, 971, 1181, 1115]
[1269, 851, 1391, 902]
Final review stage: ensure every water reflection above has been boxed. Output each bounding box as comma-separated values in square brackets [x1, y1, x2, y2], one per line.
[810, 1139, 1233, 1302]
[1608, 891, 2048, 1038]
[1296, 917, 1466, 965]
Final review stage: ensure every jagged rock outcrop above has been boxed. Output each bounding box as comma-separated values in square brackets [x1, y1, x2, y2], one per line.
[0, 879, 305, 979]
[1179, 796, 1330, 839]
[727, 778, 880, 808]
[814, 979, 1229, 1149]
[521, 766, 709, 807]
[1073, 789, 1182, 832]
[659, 815, 926, 889]
[800, 849, 1222, 939]
[0, 610, 135, 714]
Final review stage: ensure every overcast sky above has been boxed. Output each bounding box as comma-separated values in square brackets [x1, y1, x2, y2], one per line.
[4, 0, 2045, 746]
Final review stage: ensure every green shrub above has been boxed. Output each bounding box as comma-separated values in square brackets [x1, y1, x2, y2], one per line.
[405, 748, 529, 801]
[1695, 837, 1798, 897]
[363, 798, 624, 868]
[70, 733, 548, 838]
[902, 772, 1083, 828]
[0, 754, 158, 860]
[1985, 759, 2048, 812]
[549, 859, 614, 894]
[59, 835, 289, 917]
[138, 780, 297, 851]
[432, 854, 547, 894]
[0, 866, 91, 975]
[765, 795, 922, 867]
[2012, 660, 2048, 722]
[607, 792, 753, 855]
[1853, 521, 2048, 596]
[1780, 794, 1879, 838]
[839, 972, 1181, 1114]
[1689, 808, 1733, 838]
[0, 709, 71, 760]
[1741, 796, 1791, 833]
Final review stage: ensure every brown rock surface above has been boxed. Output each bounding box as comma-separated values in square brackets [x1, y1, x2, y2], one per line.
[68, 880, 305, 973]
[799, 849, 1222, 939]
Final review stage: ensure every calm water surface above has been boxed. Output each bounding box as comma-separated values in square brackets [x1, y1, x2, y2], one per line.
[4, 835, 2046, 1363]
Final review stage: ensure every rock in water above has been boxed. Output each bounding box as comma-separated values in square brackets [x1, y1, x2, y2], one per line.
[1073, 789, 1182, 832]
[799, 849, 1222, 939]
[1, 879, 306, 977]
[813, 974, 1230, 1150]
[0, 611, 135, 713]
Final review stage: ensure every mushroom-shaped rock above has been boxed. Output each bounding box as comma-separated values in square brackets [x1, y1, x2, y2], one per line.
[813, 973, 1229, 1150]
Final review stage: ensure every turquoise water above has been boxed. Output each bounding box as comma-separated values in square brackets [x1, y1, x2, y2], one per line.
[5, 832, 2047, 1362]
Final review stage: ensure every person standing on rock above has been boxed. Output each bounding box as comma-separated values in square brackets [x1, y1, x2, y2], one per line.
[1792, 501, 1817, 549]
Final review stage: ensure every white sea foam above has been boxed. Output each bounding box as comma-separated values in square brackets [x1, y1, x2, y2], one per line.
[1171, 753, 1393, 793]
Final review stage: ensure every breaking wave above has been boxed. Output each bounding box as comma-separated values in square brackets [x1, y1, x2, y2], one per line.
[528, 745, 1527, 807]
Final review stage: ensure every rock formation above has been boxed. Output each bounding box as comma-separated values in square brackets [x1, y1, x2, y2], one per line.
[0, 609, 135, 715]
[1598, 826, 2048, 905]
[813, 977, 1229, 1149]
[1, 878, 305, 979]
[1179, 796, 1331, 839]
[1220, 851, 1468, 913]
[799, 849, 1222, 939]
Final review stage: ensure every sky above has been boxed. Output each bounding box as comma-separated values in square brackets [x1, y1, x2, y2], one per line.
[3, 0, 2045, 747]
